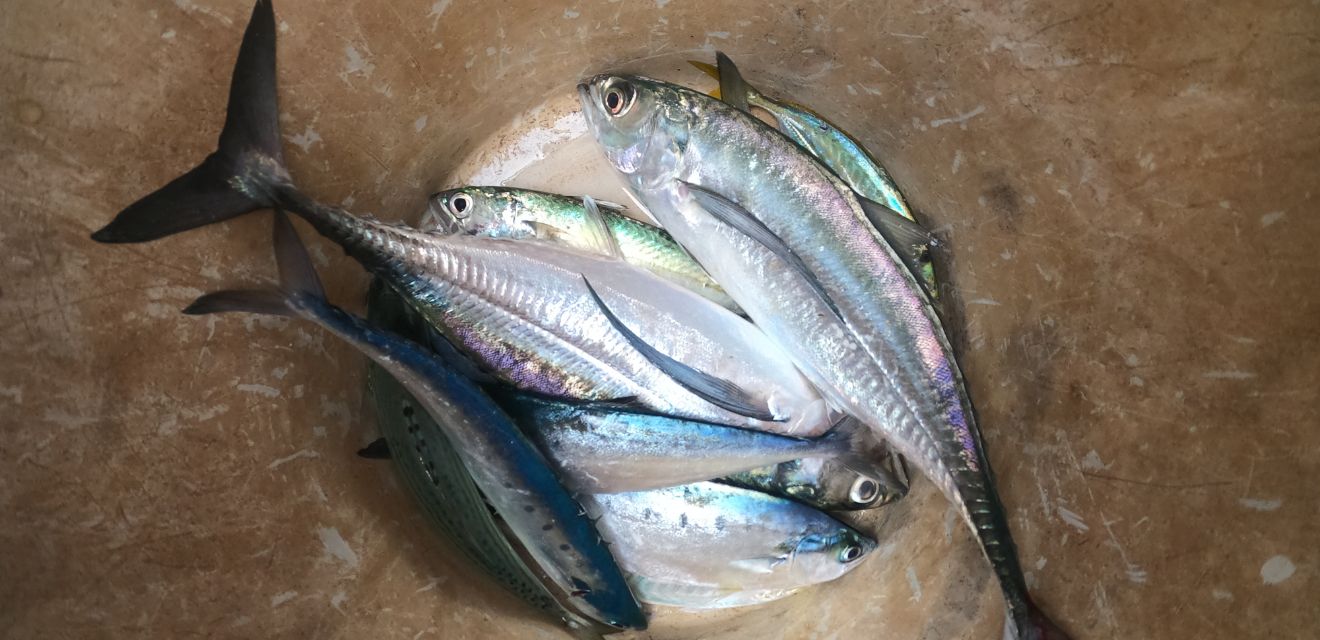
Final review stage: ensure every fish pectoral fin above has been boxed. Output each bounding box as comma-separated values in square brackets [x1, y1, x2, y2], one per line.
[579, 195, 625, 259]
[357, 437, 392, 460]
[580, 276, 782, 423]
[856, 196, 938, 300]
[680, 180, 847, 324]
[715, 52, 753, 113]
[729, 557, 785, 574]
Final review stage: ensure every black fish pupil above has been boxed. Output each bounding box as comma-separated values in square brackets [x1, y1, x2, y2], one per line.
[606, 91, 620, 112]
[453, 196, 468, 213]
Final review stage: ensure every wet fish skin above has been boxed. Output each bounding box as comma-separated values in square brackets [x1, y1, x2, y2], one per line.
[184, 211, 645, 629]
[88, 0, 829, 436]
[364, 284, 612, 636]
[497, 391, 855, 494]
[586, 481, 875, 610]
[429, 186, 740, 312]
[579, 75, 1068, 639]
[721, 445, 909, 512]
[692, 55, 939, 300]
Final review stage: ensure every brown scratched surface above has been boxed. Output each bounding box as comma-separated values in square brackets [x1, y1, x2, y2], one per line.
[2, 1, 1317, 638]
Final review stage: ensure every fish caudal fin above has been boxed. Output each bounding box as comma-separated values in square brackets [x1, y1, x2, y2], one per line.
[183, 211, 323, 319]
[91, 0, 285, 244]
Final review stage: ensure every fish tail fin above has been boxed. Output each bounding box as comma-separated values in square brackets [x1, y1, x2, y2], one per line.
[1006, 599, 1071, 640]
[91, 0, 287, 244]
[183, 211, 323, 318]
[815, 415, 869, 457]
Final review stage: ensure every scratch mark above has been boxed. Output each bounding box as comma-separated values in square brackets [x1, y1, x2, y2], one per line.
[268, 449, 320, 470]
[930, 105, 986, 129]
[1202, 370, 1256, 380]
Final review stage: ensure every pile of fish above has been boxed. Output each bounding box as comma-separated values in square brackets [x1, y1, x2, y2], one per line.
[92, 2, 1069, 638]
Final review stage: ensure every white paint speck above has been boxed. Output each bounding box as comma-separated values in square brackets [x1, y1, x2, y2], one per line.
[312, 425, 327, 438]
[929, 105, 986, 129]
[1080, 450, 1107, 471]
[1261, 555, 1295, 585]
[1202, 370, 1257, 380]
[951, 149, 964, 174]
[1212, 588, 1233, 601]
[268, 449, 320, 470]
[271, 591, 298, 607]
[330, 591, 348, 613]
[1044, 162, 1055, 175]
[1239, 498, 1282, 512]
[706, 31, 730, 39]
[237, 383, 281, 398]
[1036, 557, 1047, 570]
[1129, 375, 1145, 387]
[317, 526, 360, 568]
[563, 9, 580, 18]
[161, 29, 176, 40]
[1125, 353, 1140, 367]
[1260, 211, 1286, 227]
[1057, 505, 1089, 532]
[342, 45, 376, 79]
[905, 566, 923, 601]
[287, 126, 322, 152]
[428, 0, 452, 32]
[967, 298, 1001, 306]
[655, 0, 671, 7]
[414, 115, 429, 132]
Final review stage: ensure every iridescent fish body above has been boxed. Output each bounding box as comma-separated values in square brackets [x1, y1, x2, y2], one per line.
[499, 392, 864, 493]
[185, 212, 644, 630]
[587, 482, 875, 609]
[579, 75, 1068, 639]
[692, 55, 939, 300]
[430, 186, 740, 312]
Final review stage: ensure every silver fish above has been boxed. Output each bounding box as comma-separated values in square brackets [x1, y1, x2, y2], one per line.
[722, 446, 909, 512]
[587, 482, 874, 609]
[184, 209, 644, 629]
[429, 186, 740, 312]
[579, 75, 1068, 638]
[89, 3, 829, 437]
[499, 392, 867, 493]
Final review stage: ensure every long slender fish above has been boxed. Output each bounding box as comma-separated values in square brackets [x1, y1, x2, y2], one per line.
[185, 209, 644, 629]
[430, 186, 740, 312]
[496, 391, 867, 494]
[364, 281, 623, 637]
[587, 482, 875, 609]
[579, 76, 1069, 638]
[88, 1, 830, 437]
[693, 53, 939, 301]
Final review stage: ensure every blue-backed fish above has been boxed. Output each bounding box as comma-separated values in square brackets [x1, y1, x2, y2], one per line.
[184, 208, 644, 629]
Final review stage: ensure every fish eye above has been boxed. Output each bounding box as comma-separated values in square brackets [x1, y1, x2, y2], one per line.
[850, 476, 880, 504]
[839, 543, 863, 563]
[449, 192, 472, 218]
[603, 81, 635, 117]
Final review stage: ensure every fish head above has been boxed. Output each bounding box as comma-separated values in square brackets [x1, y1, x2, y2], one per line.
[578, 74, 692, 188]
[785, 525, 876, 584]
[429, 187, 528, 238]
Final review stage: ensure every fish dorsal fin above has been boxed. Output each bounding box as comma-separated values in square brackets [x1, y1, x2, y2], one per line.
[855, 196, 937, 300]
[580, 195, 624, 259]
[680, 180, 846, 324]
[715, 52, 752, 113]
[580, 276, 781, 423]
[593, 199, 629, 213]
